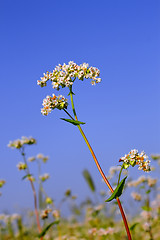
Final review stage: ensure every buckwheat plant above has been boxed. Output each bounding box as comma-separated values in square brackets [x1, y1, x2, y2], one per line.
[37, 61, 151, 240]
[8, 137, 44, 240]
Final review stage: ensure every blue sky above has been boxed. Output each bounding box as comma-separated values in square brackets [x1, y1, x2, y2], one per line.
[0, 0, 160, 213]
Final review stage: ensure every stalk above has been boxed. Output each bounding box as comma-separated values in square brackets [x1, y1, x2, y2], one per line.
[67, 86, 132, 240]
[20, 148, 43, 240]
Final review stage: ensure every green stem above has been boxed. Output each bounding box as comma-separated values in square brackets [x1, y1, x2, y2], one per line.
[118, 164, 124, 185]
[63, 108, 74, 120]
[68, 86, 132, 240]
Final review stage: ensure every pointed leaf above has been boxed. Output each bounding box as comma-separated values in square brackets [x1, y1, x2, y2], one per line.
[22, 174, 32, 180]
[105, 177, 127, 202]
[130, 222, 139, 231]
[146, 189, 151, 194]
[83, 169, 96, 192]
[141, 206, 152, 212]
[38, 220, 59, 238]
[60, 118, 85, 126]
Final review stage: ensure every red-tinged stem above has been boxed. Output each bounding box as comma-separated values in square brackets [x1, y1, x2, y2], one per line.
[29, 180, 42, 235]
[68, 86, 132, 240]
[21, 149, 43, 240]
[77, 124, 132, 240]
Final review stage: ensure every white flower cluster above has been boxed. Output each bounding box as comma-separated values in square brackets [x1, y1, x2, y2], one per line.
[36, 153, 49, 162]
[8, 137, 36, 149]
[16, 162, 27, 170]
[37, 61, 101, 90]
[131, 192, 142, 201]
[128, 175, 157, 187]
[39, 173, 50, 182]
[119, 149, 151, 172]
[40, 207, 52, 219]
[41, 94, 68, 116]
[88, 227, 114, 236]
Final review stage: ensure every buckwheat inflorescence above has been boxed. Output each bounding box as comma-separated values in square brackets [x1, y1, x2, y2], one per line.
[41, 94, 68, 116]
[119, 149, 151, 172]
[8, 136, 36, 149]
[37, 61, 101, 89]
[38, 61, 101, 116]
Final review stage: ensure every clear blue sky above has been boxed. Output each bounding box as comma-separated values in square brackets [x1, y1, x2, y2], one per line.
[0, 0, 159, 213]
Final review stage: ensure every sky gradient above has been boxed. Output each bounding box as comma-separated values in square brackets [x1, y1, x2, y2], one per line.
[0, 0, 160, 213]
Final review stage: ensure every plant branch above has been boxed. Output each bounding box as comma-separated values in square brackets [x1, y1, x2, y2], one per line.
[68, 87, 132, 240]
[20, 148, 43, 239]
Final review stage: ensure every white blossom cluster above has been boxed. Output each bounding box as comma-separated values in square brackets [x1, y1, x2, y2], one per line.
[88, 227, 114, 236]
[41, 94, 68, 116]
[131, 192, 142, 201]
[128, 175, 157, 187]
[39, 173, 50, 182]
[8, 137, 36, 149]
[40, 207, 52, 219]
[119, 149, 151, 172]
[37, 61, 101, 90]
[16, 162, 27, 170]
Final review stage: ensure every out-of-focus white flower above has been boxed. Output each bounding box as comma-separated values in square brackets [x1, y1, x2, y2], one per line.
[131, 192, 142, 201]
[28, 156, 36, 162]
[109, 166, 121, 176]
[143, 222, 151, 231]
[97, 227, 114, 236]
[36, 153, 44, 159]
[88, 228, 97, 236]
[39, 173, 50, 182]
[147, 176, 157, 187]
[27, 176, 35, 182]
[8, 137, 36, 149]
[16, 162, 27, 170]
[119, 149, 151, 172]
[140, 210, 151, 220]
[11, 214, 21, 221]
[40, 208, 52, 219]
[52, 209, 60, 220]
[36, 153, 49, 162]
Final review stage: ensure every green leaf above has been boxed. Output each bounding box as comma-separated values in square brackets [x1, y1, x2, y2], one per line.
[68, 91, 75, 96]
[105, 176, 127, 202]
[82, 169, 96, 192]
[139, 186, 145, 189]
[141, 206, 152, 211]
[146, 189, 151, 194]
[22, 174, 32, 180]
[38, 220, 59, 238]
[130, 222, 139, 231]
[60, 118, 85, 126]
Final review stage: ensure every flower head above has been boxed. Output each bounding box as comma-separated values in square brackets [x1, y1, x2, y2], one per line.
[28, 156, 36, 162]
[119, 149, 151, 172]
[8, 137, 36, 149]
[41, 94, 68, 116]
[39, 173, 50, 182]
[40, 208, 52, 219]
[131, 192, 142, 201]
[37, 61, 101, 90]
[36, 153, 49, 163]
[16, 162, 27, 170]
